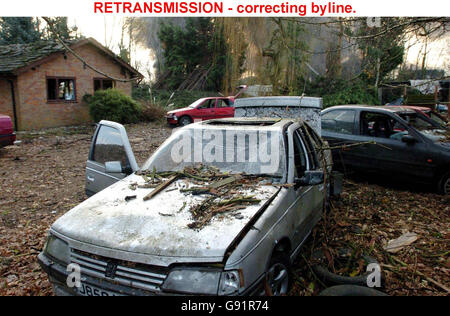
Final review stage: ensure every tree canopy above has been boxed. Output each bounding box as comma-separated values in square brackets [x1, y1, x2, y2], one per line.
[0, 17, 42, 45]
[157, 18, 229, 91]
[0, 17, 78, 45]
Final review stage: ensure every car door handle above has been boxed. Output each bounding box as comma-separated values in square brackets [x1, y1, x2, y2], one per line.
[87, 176, 95, 182]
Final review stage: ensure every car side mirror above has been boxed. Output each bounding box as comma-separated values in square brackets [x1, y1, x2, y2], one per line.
[295, 171, 325, 186]
[401, 135, 416, 144]
[105, 161, 123, 173]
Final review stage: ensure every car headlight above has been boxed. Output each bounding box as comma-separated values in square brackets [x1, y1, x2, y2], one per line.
[44, 234, 70, 264]
[218, 270, 241, 295]
[161, 268, 241, 295]
[162, 268, 221, 295]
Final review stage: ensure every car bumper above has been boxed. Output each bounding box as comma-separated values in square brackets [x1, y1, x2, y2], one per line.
[0, 133, 15, 147]
[166, 117, 178, 125]
[38, 252, 264, 296]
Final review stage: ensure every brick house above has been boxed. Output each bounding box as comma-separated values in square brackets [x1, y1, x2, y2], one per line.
[0, 38, 143, 130]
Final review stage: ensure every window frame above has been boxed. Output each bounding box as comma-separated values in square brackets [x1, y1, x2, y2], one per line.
[46, 76, 77, 103]
[93, 77, 116, 92]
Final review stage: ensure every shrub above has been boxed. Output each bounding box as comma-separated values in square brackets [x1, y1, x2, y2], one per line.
[140, 101, 166, 122]
[87, 89, 142, 124]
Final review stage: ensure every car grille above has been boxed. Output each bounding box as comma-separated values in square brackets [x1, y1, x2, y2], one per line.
[70, 249, 168, 293]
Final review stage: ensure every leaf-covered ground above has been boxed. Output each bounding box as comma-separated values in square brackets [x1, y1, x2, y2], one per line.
[0, 123, 448, 296]
[291, 176, 449, 296]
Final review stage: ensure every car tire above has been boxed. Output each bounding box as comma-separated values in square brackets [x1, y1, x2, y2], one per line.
[437, 171, 450, 195]
[311, 249, 382, 287]
[263, 253, 291, 296]
[179, 116, 192, 126]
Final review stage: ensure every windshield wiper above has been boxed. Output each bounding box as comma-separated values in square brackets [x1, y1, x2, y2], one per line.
[243, 174, 282, 179]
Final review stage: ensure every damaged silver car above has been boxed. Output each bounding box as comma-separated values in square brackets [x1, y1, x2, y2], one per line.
[38, 118, 334, 296]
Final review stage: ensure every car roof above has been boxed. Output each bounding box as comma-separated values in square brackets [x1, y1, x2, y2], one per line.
[323, 105, 416, 114]
[187, 117, 301, 131]
[400, 105, 431, 111]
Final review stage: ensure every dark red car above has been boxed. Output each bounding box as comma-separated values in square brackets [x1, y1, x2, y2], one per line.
[166, 86, 247, 126]
[0, 114, 15, 148]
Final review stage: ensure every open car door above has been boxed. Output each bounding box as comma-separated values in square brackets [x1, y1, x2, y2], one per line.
[85, 120, 138, 196]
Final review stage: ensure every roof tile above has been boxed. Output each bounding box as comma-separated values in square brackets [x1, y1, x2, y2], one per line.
[0, 40, 74, 73]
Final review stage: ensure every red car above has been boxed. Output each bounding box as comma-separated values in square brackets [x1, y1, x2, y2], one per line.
[166, 86, 247, 126]
[0, 114, 15, 147]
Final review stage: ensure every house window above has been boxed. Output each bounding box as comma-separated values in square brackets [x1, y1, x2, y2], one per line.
[47, 78, 76, 102]
[94, 78, 115, 91]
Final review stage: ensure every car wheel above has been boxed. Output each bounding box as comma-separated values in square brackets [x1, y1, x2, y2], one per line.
[438, 171, 450, 195]
[264, 253, 291, 296]
[179, 116, 192, 126]
[311, 249, 382, 287]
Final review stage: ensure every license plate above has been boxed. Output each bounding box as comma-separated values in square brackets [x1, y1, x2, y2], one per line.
[75, 283, 122, 296]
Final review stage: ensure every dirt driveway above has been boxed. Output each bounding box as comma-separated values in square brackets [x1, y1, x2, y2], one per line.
[0, 123, 448, 296]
